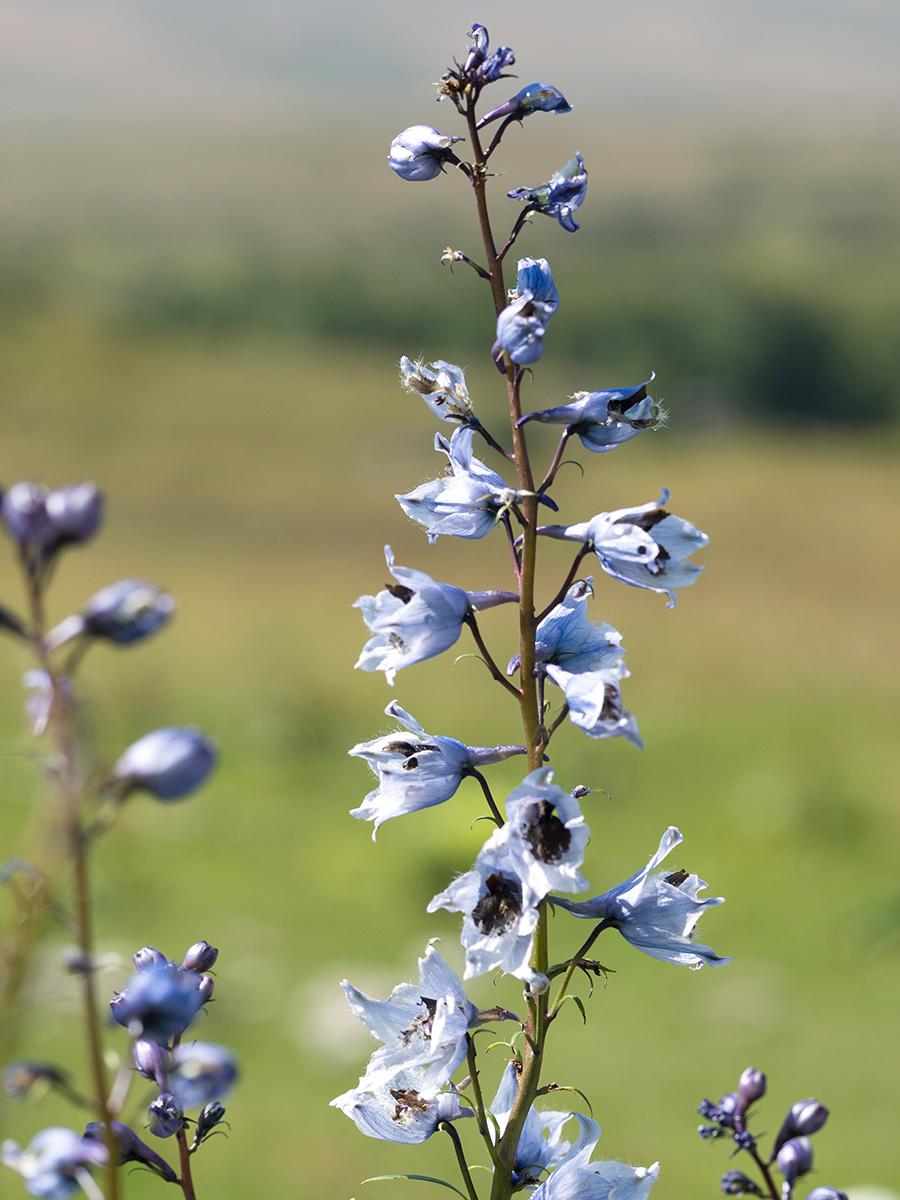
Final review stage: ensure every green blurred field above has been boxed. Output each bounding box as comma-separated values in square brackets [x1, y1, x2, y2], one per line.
[0, 306, 897, 1198]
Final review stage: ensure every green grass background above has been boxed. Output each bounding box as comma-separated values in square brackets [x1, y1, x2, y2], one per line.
[0, 120, 898, 1200]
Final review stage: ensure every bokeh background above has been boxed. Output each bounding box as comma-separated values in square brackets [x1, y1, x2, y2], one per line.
[0, 2, 898, 1197]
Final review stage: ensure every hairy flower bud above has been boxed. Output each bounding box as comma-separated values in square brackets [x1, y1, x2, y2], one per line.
[717, 1093, 739, 1128]
[195, 1101, 227, 1143]
[147, 1093, 184, 1139]
[738, 1067, 767, 1116]
[776, 1138, 813, 1200]
[772, 1100, 829, 1158]
[721, 1171, 763, 1196]
[183, 942, 218, 972]
[110, 727, 218, 801]
[133, 946, 168, 971]
[132, 1039, 171, 1087]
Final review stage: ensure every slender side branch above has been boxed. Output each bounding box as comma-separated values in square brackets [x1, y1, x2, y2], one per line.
[464, 767, 504, 827]
[537, 429, 573, 495]
[500, 514, 522, 586]
[441, 1121, 482, 1200]
[548, 918, 615, 1021]
[536, 544, 592, 623]
[496, 210, 534, 264]
[471, 418, 515, 463]
[463, 613, 522, 700]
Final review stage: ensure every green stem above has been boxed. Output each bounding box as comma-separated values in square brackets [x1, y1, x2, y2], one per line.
[441, 1121, 481, 1200]
[548, 919, 615, 1022]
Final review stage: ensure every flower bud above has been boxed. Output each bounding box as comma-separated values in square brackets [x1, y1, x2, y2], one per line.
[195, 1100, 227, 1143]
[147, 1092, 184, 1138]
[1, 483, 53, 551]
[389, 126, 463, 182]
[717, 1092, 739, 1128]
[776, 1138, 813, 1200]
[196, 974, 215, 1005]
[738, 1067, 767, 1116]
[168, 1042, 238, 1110]
[772, 1100, 829, 1158]
[110, 727, 217, 801]
[132, 1039, 171, 1087]
[110, 964, 207, 1044]
[83, 1120, 177, 1182]
[183, 942, 218, 972]
[45, 483, 103, 546]
[134, 946, 168, 971]
[804, 1190, 848, 1200]
[721, 1172, 763, 1196]
[82, 580, 175, 645]
[2, 1060, 68, 1099]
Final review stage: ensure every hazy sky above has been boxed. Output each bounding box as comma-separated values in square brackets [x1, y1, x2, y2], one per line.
[2, 0, 899, 129]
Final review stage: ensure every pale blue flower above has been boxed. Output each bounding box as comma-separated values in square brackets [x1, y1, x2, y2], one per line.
[554, 827, 732, 969]
[339, 944, 511, 1100]
[490, 1062, 572, 1185]
[510, 580, 623, 675]
[508, 153, 588, 232]
[399, 357, 473, 423]
[168, 1043, 238, 1110]
[427, 827, 545, 986]
[530, 1115, 659, 1200]
[354, 548, 515, 685]
[2, 1128, 106, 1199]
[331, 1076, 472, 1144]
[518, 379, 664, 452]
[397, 427, 555, 543]
[147, 1093, 184, 1139]
[477, 83, 572, 130]
[350, 701, 525, 835]
[504, 767, 590, 897]
[538, 490, 708, 608]
[389, 126, 463, 181]
[546, 661, 643, 748]
[463, 24, 515, 84]
[494, 259, 559, 367]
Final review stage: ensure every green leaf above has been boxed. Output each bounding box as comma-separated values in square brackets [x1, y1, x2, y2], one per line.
[362, 1175, 467, 1198]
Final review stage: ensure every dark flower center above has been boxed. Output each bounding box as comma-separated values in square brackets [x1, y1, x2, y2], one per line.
[390, 1088, 431, 1120]
[614, 509, 669, 532]
[472, 872, 522, 934]
[386, 583, 415, 604]
[665, 870, 689, 887]
[523, 799, 571, 864]
[399, 996, 438, 1046]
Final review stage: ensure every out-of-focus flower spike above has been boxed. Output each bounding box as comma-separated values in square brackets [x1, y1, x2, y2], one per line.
[109, 727, 218, 801]
[82, 1121, 177, 1182]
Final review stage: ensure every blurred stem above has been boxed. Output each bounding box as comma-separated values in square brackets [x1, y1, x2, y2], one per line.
[24, 570, 120, 1200]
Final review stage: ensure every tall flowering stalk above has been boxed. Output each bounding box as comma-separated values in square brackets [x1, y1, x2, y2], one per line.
[0, 487, 237, 1198]
[335, 25, 729, 1200]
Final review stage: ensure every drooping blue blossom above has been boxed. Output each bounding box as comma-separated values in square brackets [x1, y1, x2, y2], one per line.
[332, 1074, 473, 1144]
[508, 153, 588, 232]
[399, 357, 474, 423]
[553, 827, 731, 969]
[354, 547, 516, 686]
[110, 727, 218, 800]
[427, 826, 545, 987]
[147, 1093, 184, 1139]
[517, 379, 664, 452]
[349, 701, 525, 835]
[529, 1114, 659, 1200]
[1, 1127, 106, 1199]
[43, 579, 176, 652]
[81, 1121, 177, 1181]
[477, 83, 572, 129]
[538, 490, 708, 607]
[168, 1043, 238, 1110]
[110, 962, 209, 1044]
[503, 767, 590, 897]
[494, 259, 559, 367]
[489, 1062, 572, 1186]
[338, 943, 513, 1100]
[547, 661, 643, 748]
[397, 426, 556, 543]
[389, 126, 463, 181]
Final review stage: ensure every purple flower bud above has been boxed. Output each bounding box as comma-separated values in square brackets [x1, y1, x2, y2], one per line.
[721, 1172, 763, 1196]
[168, 1042, 238, 1110]
[83, 1120, 177, 1182]
[776, 1138, 813, 1200]
[195, 1100, 227, 1143]
[45, 483, 103, 546]
[196, 975, 214, 1004]
[738, 1067, 767, 1116]
[147, 1092, 184, 1138]
[183, 942, 218, 972]
[1, 483, 53, 549]
[111, 964, 208, 1044]
[82, 579, 175, 645]
[132, 1039, 171, 1087]
[133, 946, 168, 971]
[772, 1100, 829, 1158]
[805, 1190, 848, 1200]
[389, 126, 463, 182]
[110, 727, 218, 801]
